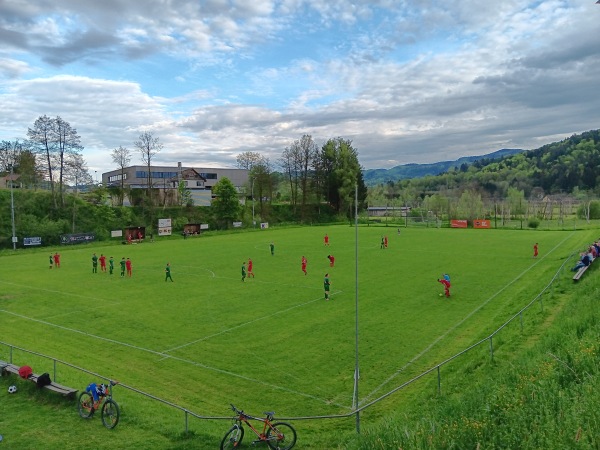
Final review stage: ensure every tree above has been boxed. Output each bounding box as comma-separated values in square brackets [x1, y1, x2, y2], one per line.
[236, 151, 263, 170]
[27, 115, 83, 207]
[250, 157, 276, 219]
[0, 139, 22, 172]
[211, 177, 240, 228]
[279, 145, 301, 209]
[317, 138, 366, 216]
[14, 149, 39, 189]
[110, 146, 132, 205]
[134, 131, 162, 201]
[178, 180, 193, 207]
[54, 116, 83, 205]
[28, 115, 57, 207]
[456, 190, 484, 221]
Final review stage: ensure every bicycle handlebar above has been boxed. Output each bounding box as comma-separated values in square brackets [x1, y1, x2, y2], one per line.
[229, 404, 275, 421]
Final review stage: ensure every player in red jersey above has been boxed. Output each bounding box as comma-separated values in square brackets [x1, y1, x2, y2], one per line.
[301, 256, 307, 275]
[247, 258, 255, 278]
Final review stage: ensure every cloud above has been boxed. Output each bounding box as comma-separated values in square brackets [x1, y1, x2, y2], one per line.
[0, 0, 599, 176]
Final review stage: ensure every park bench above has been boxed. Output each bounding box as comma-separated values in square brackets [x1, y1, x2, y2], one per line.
[0, 360, 78, 398]
[572, 257, 594, 282]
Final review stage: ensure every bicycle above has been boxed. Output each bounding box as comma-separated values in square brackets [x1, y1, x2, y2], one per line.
[220, 404, 297, 450]
[77, 380, 120, 429]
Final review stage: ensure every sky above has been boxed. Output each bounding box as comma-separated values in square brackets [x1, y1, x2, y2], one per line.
[1, 0, 599, 177]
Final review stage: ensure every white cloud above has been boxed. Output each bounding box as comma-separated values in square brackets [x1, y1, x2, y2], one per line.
[0, 0, 599, 176]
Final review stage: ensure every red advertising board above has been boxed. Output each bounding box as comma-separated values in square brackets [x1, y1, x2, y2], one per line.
[473, 219, 491, 229]
[451, 220, 468, 228]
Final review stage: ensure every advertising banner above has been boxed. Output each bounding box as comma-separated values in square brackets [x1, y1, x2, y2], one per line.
[473, 219, 491, 229]
[158, 218, 172, 228]
[450, 220, 468, 228]
[158, 227, 172, 236]
[24, 237, 42, 246]
[60, 233, 95, 245]
[260, 222, 269, 229]
[158, 218, 172, 236]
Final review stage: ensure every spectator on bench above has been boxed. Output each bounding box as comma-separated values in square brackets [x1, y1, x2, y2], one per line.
[572, 252, 592, 272]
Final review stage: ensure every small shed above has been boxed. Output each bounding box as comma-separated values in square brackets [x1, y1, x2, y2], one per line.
[124, 226, 146, 242]
[183, 224, 201, 235]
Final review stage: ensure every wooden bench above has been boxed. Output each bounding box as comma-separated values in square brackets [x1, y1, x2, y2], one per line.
[0, 361, 78, 398]
[573, 257, 594, 282]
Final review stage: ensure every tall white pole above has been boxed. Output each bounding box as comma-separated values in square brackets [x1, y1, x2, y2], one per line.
[353, 182, 360, 432]
[251, 177, 255, 227]
[10, 164, 16, 250]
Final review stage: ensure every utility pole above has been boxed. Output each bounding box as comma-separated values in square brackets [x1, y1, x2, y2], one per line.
[9, 164, 16, 250]
[251, 177, 255, 227]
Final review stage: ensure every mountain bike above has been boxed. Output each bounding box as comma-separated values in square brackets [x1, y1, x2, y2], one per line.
[77, 380, 120, 429]
[220, 404, 297, 450]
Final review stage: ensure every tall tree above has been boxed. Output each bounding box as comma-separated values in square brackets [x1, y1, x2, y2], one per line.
[110, 145, 132, 206]
[63, 153, 93, 190]
[279, 145, 301, 208]
[28, 115, 57, 207]
[293, 134, 318, 217]
[134, 131, 162, 200]
[250, 157, 275, 219]
[212, 177, 240, 228]
[54, 116, 83, 205]
[317, 138, 365, 215]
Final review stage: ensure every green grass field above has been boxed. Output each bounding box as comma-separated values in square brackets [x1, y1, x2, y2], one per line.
[0, 225, 595, 448]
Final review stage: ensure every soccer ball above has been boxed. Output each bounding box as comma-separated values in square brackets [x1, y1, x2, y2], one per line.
[8, 385, 17, 394]
[438, 293, 443, 297]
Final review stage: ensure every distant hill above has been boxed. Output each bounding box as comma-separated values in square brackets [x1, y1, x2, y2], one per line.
[363, 148, 524, 185]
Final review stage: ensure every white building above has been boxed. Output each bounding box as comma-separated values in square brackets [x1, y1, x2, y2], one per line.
[102, 163, 249, 206]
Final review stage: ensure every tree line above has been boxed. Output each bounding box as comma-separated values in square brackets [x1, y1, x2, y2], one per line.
[236, 135, 367, 221]
[367, 129, 600, 222]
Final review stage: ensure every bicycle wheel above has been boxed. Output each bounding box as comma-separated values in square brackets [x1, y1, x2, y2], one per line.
[220, 424, 244, 450]
[101, 399, 120, 429]
[266, 422, 297, 450]
[77, 391, 95, 419]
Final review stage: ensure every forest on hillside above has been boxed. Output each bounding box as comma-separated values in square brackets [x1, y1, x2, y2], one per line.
[367, 130, 600, 221]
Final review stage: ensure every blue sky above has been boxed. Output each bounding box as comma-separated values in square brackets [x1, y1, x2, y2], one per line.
[1, 0, 599, 176]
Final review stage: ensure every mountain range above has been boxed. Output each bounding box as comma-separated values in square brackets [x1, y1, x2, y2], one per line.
[362, 148, 525, 186]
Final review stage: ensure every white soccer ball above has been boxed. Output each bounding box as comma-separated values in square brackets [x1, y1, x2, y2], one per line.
[8, 385, 17, 394]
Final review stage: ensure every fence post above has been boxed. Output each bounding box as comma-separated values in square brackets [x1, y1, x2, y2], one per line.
[53, 359, 57, 381]
[539, 297, 544, 313]
[520, 312, 523, 332]
[437, 366, 441, 394]
[489, 336, 494, 361]
[185, 410, 189, 433]
[9, 346, 13, 364]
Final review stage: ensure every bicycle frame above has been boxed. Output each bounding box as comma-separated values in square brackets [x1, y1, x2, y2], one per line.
[234, 410, 276, 442]
[222, 404, 296, 449]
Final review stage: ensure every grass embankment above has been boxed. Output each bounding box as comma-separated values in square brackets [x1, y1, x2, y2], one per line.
[343, 270, 600, 449]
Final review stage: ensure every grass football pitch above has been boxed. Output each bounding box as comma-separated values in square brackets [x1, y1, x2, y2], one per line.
[0, 225, 593, 445]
